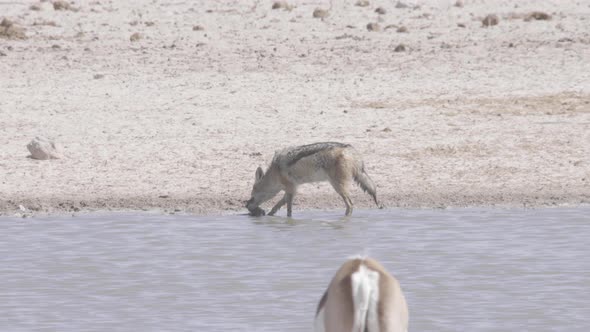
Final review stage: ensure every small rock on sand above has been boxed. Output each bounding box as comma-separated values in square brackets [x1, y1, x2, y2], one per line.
[192, 25, 204, 31]
[482, 14, 499, 27]
[525, 11, 552, 21]
[454, 0, 464, 8]
[272, 1, 292, 10]
[27, 136, 63, 160]
[313, 8, 329, 19]
[366, 23, 381, 31]
[395, 1, 409, 9]
[53, 1, 71, 11]
[397, 26, 408, 33]
[129, 32, 142, 42]
[0, 18, 27, 40]
[394, 43, 407, 52]
[0, 19, 12, 28]
[375, 7, 386, 15]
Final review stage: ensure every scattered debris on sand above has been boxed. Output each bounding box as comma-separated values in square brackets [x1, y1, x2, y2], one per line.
[0, 0, 587, 215]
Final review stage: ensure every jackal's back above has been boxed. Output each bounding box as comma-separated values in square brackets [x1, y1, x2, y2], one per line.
[271, 142, 361, 184]
[273, 142, 352, 167]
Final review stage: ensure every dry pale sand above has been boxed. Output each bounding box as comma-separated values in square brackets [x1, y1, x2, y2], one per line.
[1, 0, 589, 216]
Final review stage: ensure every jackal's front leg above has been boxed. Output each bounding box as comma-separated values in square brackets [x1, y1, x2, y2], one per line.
[286, 192, 294, 217]
[268, 194, 288, 216]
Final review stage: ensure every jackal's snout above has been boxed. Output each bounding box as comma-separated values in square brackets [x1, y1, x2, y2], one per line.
[245, 198, 266, 216]
[245, 197, 261, 212]
[245, 198, 254, 209]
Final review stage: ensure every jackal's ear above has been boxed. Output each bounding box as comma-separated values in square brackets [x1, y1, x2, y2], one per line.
[255, 166, 264, 181]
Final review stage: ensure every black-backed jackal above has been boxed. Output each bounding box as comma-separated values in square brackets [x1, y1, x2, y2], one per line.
[245, 142, 381, 217]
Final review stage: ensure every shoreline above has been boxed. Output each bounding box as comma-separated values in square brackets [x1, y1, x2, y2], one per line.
[2, 190, 588, 217]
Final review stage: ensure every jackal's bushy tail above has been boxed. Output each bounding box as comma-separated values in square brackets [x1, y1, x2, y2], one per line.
[354, 165, 380, 207]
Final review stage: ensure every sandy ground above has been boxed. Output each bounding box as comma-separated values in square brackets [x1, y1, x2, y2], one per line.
[1, 0, 589, 216]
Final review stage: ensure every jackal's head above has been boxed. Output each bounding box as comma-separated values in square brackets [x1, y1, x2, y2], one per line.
[246, 166, 281, 212]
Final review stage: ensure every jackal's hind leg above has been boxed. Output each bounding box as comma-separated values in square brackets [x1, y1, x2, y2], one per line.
[268, 194, 287, 216]
[341, 194, 353, 216]
[330, 181, 353, 216]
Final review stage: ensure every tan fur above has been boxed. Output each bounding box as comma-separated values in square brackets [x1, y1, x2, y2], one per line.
[246, 143, 380, 217]
[315, 257, 409, 332]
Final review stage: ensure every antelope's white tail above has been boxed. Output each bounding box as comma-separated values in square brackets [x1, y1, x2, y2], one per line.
[351, 263, 380, 332]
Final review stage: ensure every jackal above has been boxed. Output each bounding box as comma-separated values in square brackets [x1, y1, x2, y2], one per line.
[314, 256, 409, 332]
[245, 142, 381, 217]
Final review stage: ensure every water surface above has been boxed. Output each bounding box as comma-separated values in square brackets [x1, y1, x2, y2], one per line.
[1, 208, 589, 331]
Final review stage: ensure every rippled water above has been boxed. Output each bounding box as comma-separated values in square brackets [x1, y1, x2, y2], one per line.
[1, 208, 589, 331]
